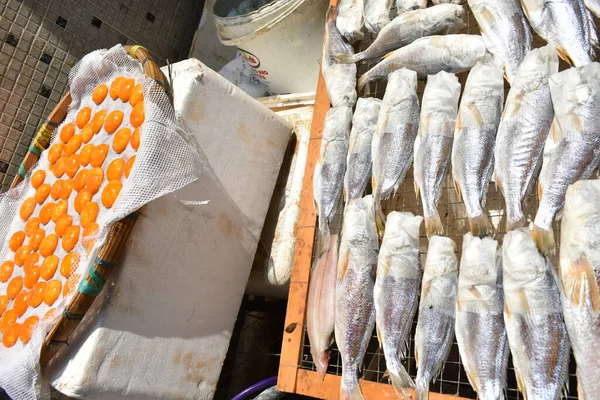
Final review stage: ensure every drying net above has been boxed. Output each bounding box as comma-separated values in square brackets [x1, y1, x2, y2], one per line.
[0, 44, 202, 400]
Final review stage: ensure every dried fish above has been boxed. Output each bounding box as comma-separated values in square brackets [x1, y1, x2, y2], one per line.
[397, 0, 426, 15]
[364, 0, 391, 34]
[337, 0, 365, 43]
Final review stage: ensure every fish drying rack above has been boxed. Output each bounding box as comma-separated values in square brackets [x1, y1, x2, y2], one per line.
[277, 0, 584, 398]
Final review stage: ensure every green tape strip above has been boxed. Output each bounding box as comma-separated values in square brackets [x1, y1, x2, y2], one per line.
[28, 145, 41, 157]
[78, 267, 106, 297]
[18, 164, 26, 178]
[95, 256, 115, 269]
[62, 308, 84, 321]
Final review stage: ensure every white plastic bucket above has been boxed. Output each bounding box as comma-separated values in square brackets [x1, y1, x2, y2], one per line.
[214, 0, 328, 94]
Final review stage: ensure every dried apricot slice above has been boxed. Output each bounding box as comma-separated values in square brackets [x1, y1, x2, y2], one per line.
[13, 291, 29, 316]
[86, 167, 104, 194]
[14, 245, 31, 266]
[23, 252, 40, 271]
[81, 202, 99, 228]
[0, 261, 14, 283]
[131, 127, 141, 150]
[41, 256, 59, 280]
[52, 156, 66, 178]
[109, 76, 125, 99]
[60, 178, 74, 199]
[19, 316, 39, 344]
[24, 266, 41, 289]
[65, 155, 80, 178]
[43, 280, 62, 306]
[28, 282, 46, 307]
[130, 101, 145, 127]
[25, 218, 40, 236]
[64, 134, 82, 156]
[92, 83, 108, 104]
[61, 252, 79, 278]
[76, 107, 92, 129]
[31, 170, 46, 189]
[51, 200, 68, 223]
[20, 198, 36, 221]
[28, 229, 45, 252]
[75, 190, 92, 213]
[106, 158, 124, 181]
[105, 110, 124, 134]
[124, 155, 135, 178]
[63, 274, 80, 297]
[50, 180, 63, 201]
[7, 276, 23, 298]
[48, 143, 64, 165]
[2, 322, 21, 347]
[35, 183, 51, 204]
[113, 128, 131, 154]
[0, 296, 7, 316]
[39, 202, 55, 225]
[129, 83, 144, 107]
[62, 226, 80, 252]
[60, 122, 75, 143]
[90, 144, 109, 168]
[39, 234, 58, 257]
[118, 78, 135, 102]
[81, 123, 94, 144]
[0, 309, 17, 333]
[55, 214, 73, 237]
[102, 181, 122, 208]
[9, 231, 25, 252]
[73, 169, 89, 191]
[79, 143, 94, 166]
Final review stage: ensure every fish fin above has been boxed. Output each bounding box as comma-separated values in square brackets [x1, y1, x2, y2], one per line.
[334, 52, 357, 64]
[469, 215, 493, 238]
[537, 182, 543, 202]
[506, 216, 526, 232]
[453, 179, 463, 202]
[504, 300, 512, 320]
[425, 214, 444, 238]
[414, 180, 420, 200]
[382, 51, 394, 60]
[465, 370, 480, 395]
[519, 288, 531, 315]
[376, 326, 383, 350]
[421, 281, 431, 306]
[532, 225, 556, 255]
[515, 368, 526, 396]
[556, 47, 573, 65]
[457, 296, 463, 312]
[375, 202, 386, 239]
[340, 384, 366, 400]
[563, 255, 600, 313]
[338, 249, 350, 281]
[357, 74, 369, 93]
[469, 286, 483, 299]
[390, 367, 415, 399]
[313, 349, 330, 380]
[495, 175, 503, 197]
[467, 104, 484, 128]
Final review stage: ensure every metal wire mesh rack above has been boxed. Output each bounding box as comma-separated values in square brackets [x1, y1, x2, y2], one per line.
[278, 0, 586, 398]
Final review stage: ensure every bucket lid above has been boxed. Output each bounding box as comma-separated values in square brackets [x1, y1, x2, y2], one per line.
[214, 0, 316, 45]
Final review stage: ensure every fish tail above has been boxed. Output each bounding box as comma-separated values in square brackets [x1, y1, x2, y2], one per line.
[563, 255, 600, 313]
[357, 73, 369, 93]
[313, 349, 330, 380]
[334, 52, 359, 64]
[415, 387, 429, 400]
[389, 367, 415, 399]
[469, 214, 493, 238]
[532, 225, 556, 255]
[425, 214, 444, 238]
[375, 201, 386, 239]
[340, 373, 366, 400]
[326, 5, 336, 24]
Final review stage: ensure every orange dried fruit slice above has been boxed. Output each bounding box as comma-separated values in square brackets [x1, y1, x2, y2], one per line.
[73, 169, 89, 191]
[13, 291, 30, 316]
[118, 78, 135, 102]
[86, 167, 104, 194]
[44, 280, 62, 306]
[60, 122, 76, 143]
[39, 233, 58, 257]
[9, 231, 25, 252]
[61, 252, 80, 278]
[31, 170, 46, 189]
[25, 218, 40, 236]
[7, 276, 23, 298]
[14, 245, 31, 266]
[125, 155, 135, 178]
[41, 256, 59, 281]
[113, 128, 131, 154]
[64, 134, 82, 156]
[23, 252, 40, 271]
[19, 315, 40, 344]
[63, 274, 80, 297]
[35, 183, 51, 204]
[2, 322, 21, 347]
[39, 202, 55, 225]
[129, 83, 144, 107]
[91, 110, 108, 134]
[50, 180, 63, 201]
[106, 158, 124, 181]
[43, 308, 57, 322]
[90, 144, 109, 168]
[0, 295, 7, 316]
[28, 229, 45, 252]
[0, 261, 14, 283]
[131, 127, 141, 150]
[81, 123, 94, 144]
[92, 83, 109, 104]
[102, 181, 122, 208]
[81, 202, 100, 228]
[83, 222, 99, 238]
[0, 309, 17, 333]
[60, 178, 74, 199]
[65, 155, 80, 178]
[75, 189, 92, 213]
[55, 214, 73, 237]
[48, 143, 64, 165]
[76, 107, 92, 129]
[79, 143, 95, 166]
[28, 282, 46, 307]
[130, 101, 145, 127]
[24, 266, 41, 289]
[109, 76, 125, 99]
[51, 200, 68, 223]
[105, 110, 124, 134]
[62, 226, 80, 252]
[20, 198, 36, 221]
[52, 156, 66, 178]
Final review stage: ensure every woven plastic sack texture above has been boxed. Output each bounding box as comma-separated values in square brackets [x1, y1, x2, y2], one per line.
[0, 44, 202, 400]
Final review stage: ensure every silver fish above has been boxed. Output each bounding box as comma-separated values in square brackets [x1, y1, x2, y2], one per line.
[396, 0, 426, 15]
[586, 0, 600, 17]
[533, 62, 600, 254]
[344, 98, 381, 206]
[336, 195, 379, 400]
[337, 0, 365, 43]
[313, 106, 353, 238]
[357, 35, 487, 91]
[455, 234, 509, 400]
[323, 6, 357, 108]
[374, 212, 423, 398]
[468, 0, 532, 84]
[494, 44, 558, 232]
[336, 5, 466, 64]
[520, 0, 596, 66]
[364, 0, 392, 34]
[371, 69, 420, 236]
[307, 234, 339, 379]
[503, 228, 570, 400]
[451, 60, 504, 237]
[414, 71, 461, 238]
[560, 180, 600, 399]
[415, 236, 458, 400]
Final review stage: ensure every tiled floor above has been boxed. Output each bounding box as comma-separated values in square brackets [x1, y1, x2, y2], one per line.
[0, 0, 203, 192]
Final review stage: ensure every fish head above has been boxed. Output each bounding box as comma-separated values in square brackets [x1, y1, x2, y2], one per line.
[502, 228, 548, 288]
[424, 235, 458, 280]
[383, 212, 423, 245]
[436, 3, 466, 32]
